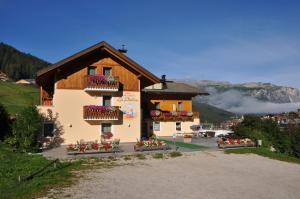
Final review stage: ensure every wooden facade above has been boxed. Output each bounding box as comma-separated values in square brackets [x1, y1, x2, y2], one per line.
[143, 94, 193, 112]
[56, 57, 140, 91]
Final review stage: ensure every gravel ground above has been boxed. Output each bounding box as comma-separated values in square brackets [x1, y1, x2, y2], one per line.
[43, 151, 300, 199]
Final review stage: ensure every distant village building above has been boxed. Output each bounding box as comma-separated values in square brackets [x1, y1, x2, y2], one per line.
[261, 109, 300, 129]
[16, 79, 36, 84]
[0, 71, 9, 81]
[220, 116, 243, 129]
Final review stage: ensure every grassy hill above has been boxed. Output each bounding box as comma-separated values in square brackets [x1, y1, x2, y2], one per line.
[193, 101, 235, 124]
[0, 81, 39, 114]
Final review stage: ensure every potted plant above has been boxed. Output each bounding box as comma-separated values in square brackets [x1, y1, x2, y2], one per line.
[183, 134, 192, 143]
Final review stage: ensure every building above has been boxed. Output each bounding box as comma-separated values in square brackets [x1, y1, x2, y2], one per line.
[0, 71, 9, 81]
[36, 41, 208, 144]
[16, 79, 36, 84]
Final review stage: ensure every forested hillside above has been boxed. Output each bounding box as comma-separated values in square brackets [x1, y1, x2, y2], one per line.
[0, 42, 50, 80]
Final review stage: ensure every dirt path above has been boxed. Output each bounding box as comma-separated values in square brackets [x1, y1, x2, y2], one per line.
[44, 151, 300, 199]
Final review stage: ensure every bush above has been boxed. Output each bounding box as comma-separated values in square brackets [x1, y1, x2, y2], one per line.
[232, 115, 294, 155]
[11, 106, 43, 152]
[291, 128, 300, 158]
[0, 103, 11, 141]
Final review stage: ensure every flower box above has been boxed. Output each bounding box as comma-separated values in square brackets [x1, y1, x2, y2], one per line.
[134, 139, 170, 151]
[217, 138, 255, 149]
[67, 140, 121, 155]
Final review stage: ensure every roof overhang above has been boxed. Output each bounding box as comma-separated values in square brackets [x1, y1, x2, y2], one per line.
[36, 41, 160, 84]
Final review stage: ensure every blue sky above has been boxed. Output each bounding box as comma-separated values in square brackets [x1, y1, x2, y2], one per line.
[1, 0, 300, 88]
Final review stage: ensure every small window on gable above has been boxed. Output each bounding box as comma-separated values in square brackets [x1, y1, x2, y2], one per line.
[43, 122, 54, 137]
[103, 67, 111, 76]
[154, 102, 160, 110]
[176, 122, 181, 131]
[88, 66, 96, 75]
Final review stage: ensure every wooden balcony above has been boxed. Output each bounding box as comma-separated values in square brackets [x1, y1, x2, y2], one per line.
[84, 75, 119, 92]
[149, 110, 199, 122]
[83, 105, 120, 121]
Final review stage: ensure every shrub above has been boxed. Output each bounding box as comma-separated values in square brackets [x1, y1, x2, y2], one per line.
[152, 153, 163, 159]
[291, 129, 300, 158]
[12, 106, 43, 152]
[0, 103, 11, 141]
[169, 151, 182, 158]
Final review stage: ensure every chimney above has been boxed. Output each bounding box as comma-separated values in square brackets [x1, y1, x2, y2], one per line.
[160, 74, 166, 86]
[118, 45, 128, 54]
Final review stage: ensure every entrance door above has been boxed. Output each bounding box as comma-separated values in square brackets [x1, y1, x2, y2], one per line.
[141, 122, 148, 139]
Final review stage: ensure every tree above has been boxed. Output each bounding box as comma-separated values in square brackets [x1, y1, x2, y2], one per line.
[0, 103, 11, 141]
[12, 106, 43, 152]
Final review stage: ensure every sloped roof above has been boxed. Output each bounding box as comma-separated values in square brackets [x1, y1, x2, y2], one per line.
[143, 82, 209, 95]
[36, 41, 160, 83]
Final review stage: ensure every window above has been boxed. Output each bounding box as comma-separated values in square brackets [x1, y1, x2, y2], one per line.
[88, 66, 96, 75]
[102, 123, 111, 133]
[176, 122, 181, 131]
[101, 123, 113, 139]
[153, 121, 160, 131]
[103, 67, 111, 76]
[43, 122, 54, 137]
[103, 96, 111, 106]
[154, 102, 160, 110]
[178, 102, 183, 111]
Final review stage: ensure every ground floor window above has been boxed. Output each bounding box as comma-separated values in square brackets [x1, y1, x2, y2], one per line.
[153, 121, 160, 131]
[43, 122, 54, 137]
[101, 123, 113, 139]
[175, 122, 181, 131]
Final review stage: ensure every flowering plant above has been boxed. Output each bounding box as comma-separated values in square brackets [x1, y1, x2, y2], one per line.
[87, 105, 116, 112]
[150, 110, 160, 117]
[101, 132, 113, 140]
[163, 112, 172, 117]
[180, 111, 188, 117]
[67, 139, 120, 153]
[88, 75, 107, 83]
[135, 139, 166, 148]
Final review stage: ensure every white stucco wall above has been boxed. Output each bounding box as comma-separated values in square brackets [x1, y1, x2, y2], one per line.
[38, 89, 141, 144]
[148, 118, 200, 137]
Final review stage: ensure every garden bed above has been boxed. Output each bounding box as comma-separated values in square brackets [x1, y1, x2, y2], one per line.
[217, 138, 255, 149]
[134, 139, 170, 152]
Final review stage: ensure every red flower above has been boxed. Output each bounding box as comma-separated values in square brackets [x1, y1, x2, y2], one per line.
[79, 144, 86, 152]
[103, 143, 110, 150]
[92, 143, 99, 150]
[237, 139, 241, 144]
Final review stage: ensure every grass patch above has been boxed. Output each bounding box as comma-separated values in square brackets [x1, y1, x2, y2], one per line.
[152, 153, 164, 159]
[160, 139, 204, 150]
[0, 143, 87, 199]
[169, 151, 182, 158]
[225, 147, 300, 164]
[135, 153, 146, 160]
[0, 81, 39, 114]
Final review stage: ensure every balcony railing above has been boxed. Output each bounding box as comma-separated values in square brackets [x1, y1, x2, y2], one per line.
[149, 110, 199, 121]
[84, 75, 119, 91]
[83, 105, 120, 120]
